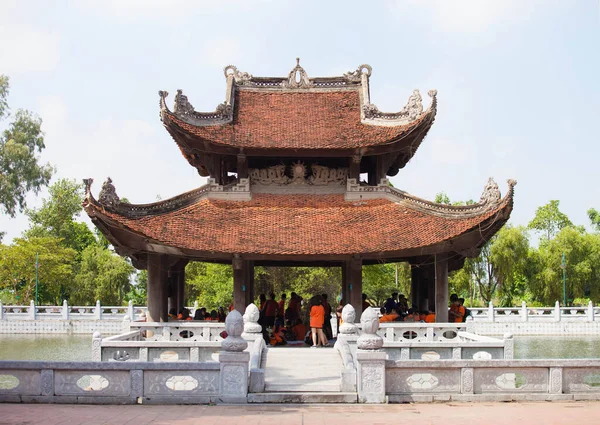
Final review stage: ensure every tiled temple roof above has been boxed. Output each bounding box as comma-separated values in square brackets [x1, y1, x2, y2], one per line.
[158, 61, 437, 152]
[83, 179, 515, 260]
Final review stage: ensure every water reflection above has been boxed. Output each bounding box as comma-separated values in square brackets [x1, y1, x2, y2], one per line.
[0, 334, 91, 361]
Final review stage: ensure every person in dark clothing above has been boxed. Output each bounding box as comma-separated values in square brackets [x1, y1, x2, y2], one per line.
[321, 293, 333, 340]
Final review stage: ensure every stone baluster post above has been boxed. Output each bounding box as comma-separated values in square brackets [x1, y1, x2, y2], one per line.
[338, 304, 359, 352]
[92, 331, 102, 361]
[0, 300, 4, 320]
[521, 301, 528, 322]
[29, 300, 36, 320]
[219, 310, 249, 403]
[95, 300, 102, 320]
[128, 300, 134, 322]
[62, 300, 69, 320]
[465, 316, 474, 334]
[503, 333, 514, 359]
[587, 301, 595, 322]
[356, 308, 386, 403]
[241, 303, 262, 341]
[554, 300, 561, 322]
[488, 301, 494, 323]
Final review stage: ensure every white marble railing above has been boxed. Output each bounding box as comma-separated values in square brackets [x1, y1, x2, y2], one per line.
[0, 300, 210, 322]
[0, 361, 221, 404]
[384, 359, 600, 402]
[96, 322, 227, 362]
[376, 323, 468, 343]
[469, 301, 599, 322]
[0, 300, 149, 321]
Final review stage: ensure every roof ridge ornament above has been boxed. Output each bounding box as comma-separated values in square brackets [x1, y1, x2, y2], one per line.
[98, 177, 120, 207]
[363, 89, 436, 122]
[223, 65, 253, 85]
[169, 89, 233, 122]
[343, 64, 372, 82]
[282, 58, 313, 89]
[480, 177, 501, 205]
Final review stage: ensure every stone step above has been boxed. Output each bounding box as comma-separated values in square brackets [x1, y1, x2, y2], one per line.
[263, 346, 343, 392]
[248, 392, 358, 404]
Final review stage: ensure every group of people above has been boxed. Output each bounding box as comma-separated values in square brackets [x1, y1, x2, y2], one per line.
[373, 292, 471, 323]
[255, 292, 334, 348]
[168, 306, 227, 322]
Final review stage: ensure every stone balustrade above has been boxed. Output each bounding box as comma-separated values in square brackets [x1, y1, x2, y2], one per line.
[385, 359, 600, 402]
[469, 300, 599, 322]
[0, 361, 221, 404]
[97, 322, 226, 363]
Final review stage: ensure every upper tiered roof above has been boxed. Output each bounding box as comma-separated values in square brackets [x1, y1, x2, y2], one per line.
[159, 60, 437, 164]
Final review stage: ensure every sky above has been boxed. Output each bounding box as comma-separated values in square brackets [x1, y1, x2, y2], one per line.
[1, 0, 599, 243]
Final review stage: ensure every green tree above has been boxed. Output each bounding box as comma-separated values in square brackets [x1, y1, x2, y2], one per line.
[72, 245, 134, 305]
[186, 262, 233, 310]
[126, 270, 147, 306]
[490, 226, 530, 306]
[25, 178, 96, 254]
[529, 227, 600, 305]
[588, 208, 600, 232]
[0, 237, 76, 304]
[528, 200, 573, 240]
[362, 263, 410, 307]
[0, 75, 53, 217]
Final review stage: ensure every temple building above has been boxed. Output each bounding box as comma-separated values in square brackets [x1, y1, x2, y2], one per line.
[83, 60, 516, 323]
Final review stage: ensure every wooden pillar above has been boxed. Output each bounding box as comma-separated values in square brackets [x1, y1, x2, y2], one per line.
[177, 267, 185, 312]
[349, 155, 361, 181]
[341, 264, 349, 305]
[237, 153, 248, 180]
[213, 154, 222, 184]
[147, 254, 168, 322]
[347, 257, 363, 320]
[232, 255, 247, 314]
[425, 264, 435, 311]
[245, 260, 254, 307]
[375, 155, 387, 185]
[410, 265, 422, 310]
[435, 253, 449, 322]
[168, 270, 178, 315]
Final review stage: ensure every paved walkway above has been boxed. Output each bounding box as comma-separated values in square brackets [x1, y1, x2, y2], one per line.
[2, 402, 600, 425]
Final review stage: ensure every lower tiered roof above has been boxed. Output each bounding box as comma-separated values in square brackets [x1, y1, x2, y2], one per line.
[83, 179, 516, 267]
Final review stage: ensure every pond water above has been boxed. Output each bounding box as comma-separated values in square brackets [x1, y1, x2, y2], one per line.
[0, 334, 599, 361]
[0, 334, 91, 361]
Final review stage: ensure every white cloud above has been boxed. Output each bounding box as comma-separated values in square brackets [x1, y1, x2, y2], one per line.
[0, 26, 60, 74]
[200, 38, 243, 68]
[387, 0, 538, 33]
[73, 0, 272, 21]
[429, 137, 476, 166]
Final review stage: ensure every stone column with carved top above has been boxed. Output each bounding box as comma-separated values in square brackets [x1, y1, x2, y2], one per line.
[241, 303, 262, 341]
[219, 310, 250, 403]
[356, 308, 387, 403]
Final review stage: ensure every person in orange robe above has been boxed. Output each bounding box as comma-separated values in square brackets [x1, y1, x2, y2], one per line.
[278, 294, 287, 318]
[292, 319, 307, 342]
[309, 295, 328, 347]
[380, 307, 400, 322]
[449, 294, 465, 323]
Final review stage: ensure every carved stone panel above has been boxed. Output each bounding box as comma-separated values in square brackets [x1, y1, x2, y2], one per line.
[144, 370, 219, 396]
[462, 368, 474, 394]
[563, 368, 600, 393]
[0, 371, 40, 395]
[473, 368, 548, 393]
[549, 368, 563, 394]
[220, 365, 246, 396]
[40, 369, 54, 396]
[54, 371, 130, 396]
[386, 369, 460, 394]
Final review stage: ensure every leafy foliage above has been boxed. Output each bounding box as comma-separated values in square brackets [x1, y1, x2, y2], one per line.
[0, 237, 76, 304]
[25, 178, 96, 254]
[71, 245, 134, 305]
[0, 75, 53, 217]
[528, 200, 573, 240]
[588, 208, 600, 232]
[362, 263, 410, 306]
